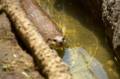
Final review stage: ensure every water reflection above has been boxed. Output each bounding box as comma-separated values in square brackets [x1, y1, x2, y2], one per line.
[63, 47, 108, 79]
[36, 0, 120, 78]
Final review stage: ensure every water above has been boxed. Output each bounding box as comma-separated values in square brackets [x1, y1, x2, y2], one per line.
[63, 47, 108, 79]
[36, 0, 120, 79]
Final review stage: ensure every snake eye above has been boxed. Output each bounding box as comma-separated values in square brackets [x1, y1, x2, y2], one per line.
[53, 39, 57, 42]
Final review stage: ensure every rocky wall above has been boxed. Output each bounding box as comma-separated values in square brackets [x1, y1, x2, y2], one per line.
[74, 0, 120, 64]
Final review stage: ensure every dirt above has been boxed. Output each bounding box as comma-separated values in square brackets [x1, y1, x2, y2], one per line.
[0, 14, 44, 79]
[0, 0, 120, 78]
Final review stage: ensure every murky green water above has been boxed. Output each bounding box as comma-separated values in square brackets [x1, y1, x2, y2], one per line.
[36, 0, 120, 79]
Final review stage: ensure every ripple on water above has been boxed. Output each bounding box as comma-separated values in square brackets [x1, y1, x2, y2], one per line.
[63, 47, 108, 79]
[36, 0, 120, 79]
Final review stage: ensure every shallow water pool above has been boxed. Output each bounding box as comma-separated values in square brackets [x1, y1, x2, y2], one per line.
[36, 0, 120, 79]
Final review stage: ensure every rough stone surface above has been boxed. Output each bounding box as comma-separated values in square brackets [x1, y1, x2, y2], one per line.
[0, 0, 120, 79]
[101, 0, 120, 63]
[73, 0, 120, 64]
